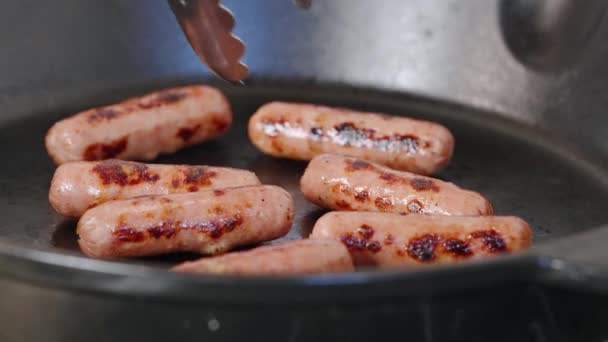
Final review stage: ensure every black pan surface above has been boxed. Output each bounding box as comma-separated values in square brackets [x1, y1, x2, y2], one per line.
[1, 81, 607, 272]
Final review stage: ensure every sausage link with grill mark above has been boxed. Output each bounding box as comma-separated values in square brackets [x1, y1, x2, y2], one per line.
[248, 102, 454, 175]
[45, 85, 232, 164]
[311, 211, 532, 267]
[77, 185, 294, 258]
[300, 154, 493, 216]
[49, 159, 260, 217]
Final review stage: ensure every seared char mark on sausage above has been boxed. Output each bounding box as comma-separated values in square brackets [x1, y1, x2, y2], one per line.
[184, 166, 217, 186]
[83, 136, 128, 161]
[443, 238, 473, 257]
[470, 230, 507, 252]
[339, 224, 382, 254]
[407, 231, 506, 262]
[114, 227, 145, 242]
[345, 158, 373, 172]
[92, 160, 160, 186]
[113, 214, 244, 243]
[193, 214, 244, 239]
[177, 124, 202, 142]
[410, 178, 439, 192]
[407, 234, 441, 261]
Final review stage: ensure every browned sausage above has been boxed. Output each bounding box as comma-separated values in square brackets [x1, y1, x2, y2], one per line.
[300, 154, 493, 216]
[49, 159, 260, 217]
[248, 102, 454, 175]
[77, 185, 294, 258]
[311, 211, 533, 267]
[172, 239, 354, 275]
[45, 85, 232, 165]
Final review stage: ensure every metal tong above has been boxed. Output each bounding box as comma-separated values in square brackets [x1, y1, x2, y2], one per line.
[169, 0, 312, 83]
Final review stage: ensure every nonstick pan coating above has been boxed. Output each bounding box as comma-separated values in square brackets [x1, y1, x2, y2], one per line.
[0, 81, 607, 272]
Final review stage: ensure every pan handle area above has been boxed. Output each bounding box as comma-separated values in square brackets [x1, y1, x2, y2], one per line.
[531, 225, 608, 293]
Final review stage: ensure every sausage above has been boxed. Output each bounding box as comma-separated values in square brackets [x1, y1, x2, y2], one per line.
[49, 159, 261, 217]
[45, 85, 232, 165]
[248, 102, 454, 175]
[77, 185, 294, 258]
[311, 211, 532, 267]
[172, 239, 354, 275]
[300, 154, 493, 216]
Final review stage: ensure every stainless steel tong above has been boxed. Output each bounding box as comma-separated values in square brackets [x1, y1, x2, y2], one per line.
[169, 0, 312, 83]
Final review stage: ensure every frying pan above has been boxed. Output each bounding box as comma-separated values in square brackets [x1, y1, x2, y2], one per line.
[1, 1, 608, 341]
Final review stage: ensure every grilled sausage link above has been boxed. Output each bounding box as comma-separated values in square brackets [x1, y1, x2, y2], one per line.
[311, 212, 532, 267]
[248, 102, 454, 175]
[77, 185, 294, 258]
[172, 239, 354, 275]
[45, 85, 232, 165]
[49, 159, 260, 217]
[300, 154, 492, 216]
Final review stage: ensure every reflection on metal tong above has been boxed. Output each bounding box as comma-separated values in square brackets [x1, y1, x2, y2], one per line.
[169, 0, 312, 83]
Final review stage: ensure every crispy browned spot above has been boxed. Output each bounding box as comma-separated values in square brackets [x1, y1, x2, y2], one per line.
[339, 232, 382, 253]
[92, 160, 159, 186]
[88, 107, 120, 123]
[176, 124, 201, 142]
[113, 227, 145, 242]
[192, 214, 243, 239]
[345, 158, 373, 172]
[354, 190, 369, 202]
[334, 199, 352, 210]
[213, 189, 225, 196]
[113, 214, 244, 243]
[357, 224, 374, 239]
[93, 161, 128, 186]
[407, 234, 441, 262]
[410, 178, 439, 192]
[188, 186, 199, 192]
[331, 183, 351, 195]
[443, 238, 473, 257]
[470, 230, 507, 253]
[183, 166, 217, 187]
[83, 137, 128, 161]
[374, 197, 394, 211]
[147, 220, 177, 239]
[379, 172, 402, 184]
